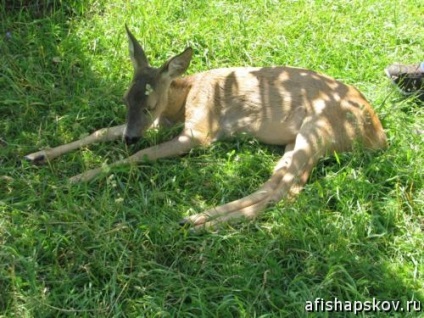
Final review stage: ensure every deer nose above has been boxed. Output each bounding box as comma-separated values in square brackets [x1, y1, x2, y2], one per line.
[124, 135, 140, 145]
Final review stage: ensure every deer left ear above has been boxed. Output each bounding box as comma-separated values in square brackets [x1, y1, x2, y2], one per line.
[161, 48, 193, 78]
[125, 24, 149, 70]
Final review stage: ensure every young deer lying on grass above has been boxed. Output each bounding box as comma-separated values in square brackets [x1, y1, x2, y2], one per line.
[26, 26, 387, 230]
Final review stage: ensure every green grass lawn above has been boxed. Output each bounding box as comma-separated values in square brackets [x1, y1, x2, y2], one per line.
[1, 0, 423, 317]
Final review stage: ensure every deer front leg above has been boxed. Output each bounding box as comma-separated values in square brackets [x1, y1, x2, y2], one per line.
[25, 124, 126, 164]
[69, 133, 200, 183]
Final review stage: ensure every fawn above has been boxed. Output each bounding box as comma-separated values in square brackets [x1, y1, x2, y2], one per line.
[26, 26, 387, 230]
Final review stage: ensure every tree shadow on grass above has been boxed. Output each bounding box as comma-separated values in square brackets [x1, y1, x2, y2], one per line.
[142, 148, 423, 317]
[0, 2, 129, 315]
[83, 140, 422, 316]
[1, 1, 125, 165]
[0, 3, 422, 316]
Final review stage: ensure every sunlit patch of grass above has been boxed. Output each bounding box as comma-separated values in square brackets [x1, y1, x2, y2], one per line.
[1, 0, 423, 316]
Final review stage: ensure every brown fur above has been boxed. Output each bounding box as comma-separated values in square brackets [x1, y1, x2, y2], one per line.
[25, 27, 387, 230]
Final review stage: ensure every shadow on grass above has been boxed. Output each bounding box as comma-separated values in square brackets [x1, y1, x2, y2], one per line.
[131, 148, 424, 316]
[0, 1, 127, 314]
[0, 3, 422, 316]
[1, 0, 125, 162]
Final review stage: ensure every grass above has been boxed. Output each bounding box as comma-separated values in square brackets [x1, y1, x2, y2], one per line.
[1, 0, 423, 316]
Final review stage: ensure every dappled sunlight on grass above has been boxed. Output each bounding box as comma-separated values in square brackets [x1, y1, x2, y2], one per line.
[1, 0, 423, 316]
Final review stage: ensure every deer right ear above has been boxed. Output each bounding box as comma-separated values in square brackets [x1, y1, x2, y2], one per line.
[125, 25, 149, 70]
[162, 47, 193, 78]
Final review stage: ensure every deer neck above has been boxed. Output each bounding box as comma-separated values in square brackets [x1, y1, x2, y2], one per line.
[162, 77, 193, 123]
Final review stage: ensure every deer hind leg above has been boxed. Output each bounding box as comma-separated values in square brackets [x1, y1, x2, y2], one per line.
[181, 122, 329, 231]
[25, 124, 126, 164]
[69, 133, 201, 183]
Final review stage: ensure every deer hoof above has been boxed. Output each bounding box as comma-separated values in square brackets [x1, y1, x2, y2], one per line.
[178, 219, 191, 227]
[24, 151, 47, 165]
[179, 214, 208, 227]
[179, 218, 211, 234]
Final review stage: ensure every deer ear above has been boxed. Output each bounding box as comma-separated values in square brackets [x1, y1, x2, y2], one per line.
[125, 25, 149, 70]
[161, 48, 193, 78]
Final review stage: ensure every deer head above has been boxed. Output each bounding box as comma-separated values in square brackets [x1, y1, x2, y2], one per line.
[123, 25, 193, 145]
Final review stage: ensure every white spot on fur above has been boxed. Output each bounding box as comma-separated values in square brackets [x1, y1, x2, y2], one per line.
[146, 84, 153, 95]
[314, 99, 327, 114]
